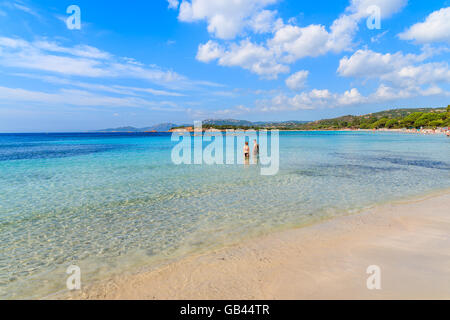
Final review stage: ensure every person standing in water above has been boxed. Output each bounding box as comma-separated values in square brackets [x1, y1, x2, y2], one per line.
[252, 139, 259, 164]
[253, 139, 259, 156]
[244, 142, 250, 160]
[243, 142, 250, 165]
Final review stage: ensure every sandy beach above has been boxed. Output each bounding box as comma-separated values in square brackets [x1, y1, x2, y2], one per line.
[65, 189, 450, 300]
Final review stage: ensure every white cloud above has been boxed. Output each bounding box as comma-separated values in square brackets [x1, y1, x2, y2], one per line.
[332, 45, 450, 109]
[285, 70, 309, 90]
[337, 49, 414, 78]
[113, 85, 185, 97]
[196, 40, 224, 62]
[0, 86, 181, 110]
[0, 37, 231, 113]
[12, 3, 33, 14]
[386, 62, 450, 87]
[191, 0, 408, 78]
[347, 0, 407, 19]
[399, 7, 450, 44]
[269, 24, 331, 62]
[371, 30, 388, 43]
[338, 88, 366, 105]
[257, 89, 338, 112]
[371, 84, 412, 101]
[13, 73, 188, 98]
[178, 0, 278, 39]
[205, 39, 289, 79]
[337, 48, 449, 89]
[326, 14, 359, 53]
[248, 10, 281, 34]
[167, 0, 180, 9]
[195, 20, 354, 79]
[213, 104, 251, 116]
[269, 13, 360, 61]
[0, 37, 188, 86]
[370, 84, 448, 102]
[33, 41, 112, 60]
[7, 1, 42, 19]
[421, 86, 446, 96]
[309, 89, 333, 99]
[255, 82, 448, 113]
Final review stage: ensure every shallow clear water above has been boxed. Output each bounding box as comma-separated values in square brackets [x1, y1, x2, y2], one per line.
[0, 131, 449, 299]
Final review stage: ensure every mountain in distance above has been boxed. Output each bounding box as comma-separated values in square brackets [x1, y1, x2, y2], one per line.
[94, 126, 141, 132]
[202, 119, 254, 126]
[94, 123, 178, 132]
[140, 123, 179, 132]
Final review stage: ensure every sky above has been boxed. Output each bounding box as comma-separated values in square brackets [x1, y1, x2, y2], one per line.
[0, 0, 449, 132]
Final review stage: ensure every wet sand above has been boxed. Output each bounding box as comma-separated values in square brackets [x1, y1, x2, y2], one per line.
[67, 190, 450, 300]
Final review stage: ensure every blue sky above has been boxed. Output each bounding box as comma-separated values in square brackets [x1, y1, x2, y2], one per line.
[0, 0, 449, 132]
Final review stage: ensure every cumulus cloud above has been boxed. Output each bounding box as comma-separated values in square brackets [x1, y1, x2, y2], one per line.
[200, 39, 288, 79]
[338, 49, 416, 78]
[190, 0, 408, 78]
[386, 62, 450, 88]
[196, 40, 224, 62]
[338, 88, 366, 105]
[326, 14, 359, 53]
[255, 82, 447, 113]
[256, 88, 364, 112]
[337, 48, 449, 88]
[399, 7, 450, 44]
[269, 24, 331, 62]
[328, 45, 450, 109]
[285, 70, 309, 91]
[367, 84, 445, 102]
[248, 10, 281, 34]
[178, 0, 278, 39]
[209, 17, 359, 77]
[195, 21, 352, 79]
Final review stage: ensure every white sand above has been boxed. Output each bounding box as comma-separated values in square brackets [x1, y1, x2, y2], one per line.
[67, 190, 450, 300]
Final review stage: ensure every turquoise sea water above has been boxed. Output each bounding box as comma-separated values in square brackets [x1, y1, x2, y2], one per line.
[0, 131, 449, 299]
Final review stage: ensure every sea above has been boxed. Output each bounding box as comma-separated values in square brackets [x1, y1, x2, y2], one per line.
[0, 131, 449, 299]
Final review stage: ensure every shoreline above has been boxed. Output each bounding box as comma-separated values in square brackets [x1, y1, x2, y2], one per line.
[2, 129, 448, 135]
[64, 188, 450, 300]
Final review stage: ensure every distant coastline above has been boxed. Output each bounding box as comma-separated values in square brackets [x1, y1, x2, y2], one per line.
[93, 106, 450, 134]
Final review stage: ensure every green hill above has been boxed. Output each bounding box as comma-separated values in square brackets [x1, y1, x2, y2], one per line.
[94, 106, 450, 132]
[191, 107, 449, 131]
[300, 106, 449, 130]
